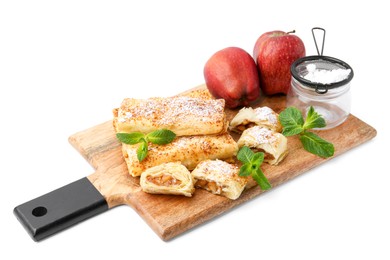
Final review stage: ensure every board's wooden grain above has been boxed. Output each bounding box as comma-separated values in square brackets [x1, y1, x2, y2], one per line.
[68, 84, 377, 241]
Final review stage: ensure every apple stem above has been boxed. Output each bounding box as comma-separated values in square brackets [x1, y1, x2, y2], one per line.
[287, 30, 296, 34]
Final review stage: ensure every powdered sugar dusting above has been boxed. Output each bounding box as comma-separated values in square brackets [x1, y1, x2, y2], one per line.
[157, 96, 223, 125]
[125, 112, 133, 118]
[118, 96, 225, 127]
[195, 160, 239, 181]
[245, 126, 277, 144]
[254, 107, 278, 124]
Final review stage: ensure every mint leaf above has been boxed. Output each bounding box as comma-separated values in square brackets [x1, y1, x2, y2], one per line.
[237, 146, 271, 190]
[116, 132, 145, 144]
[279, 106, 335, 158]
[137, 139, 148, 161]
[251, 152, 264, 168]
[300, 132, 334, 158]
[116, 129, 177, 162]
[303, 106, 326, 130]
[281, 125, 304, 137]
[238, 163, 252, 177]
[279, 107, 304, 136]
[252, 168, 272, 190]
[146, 129, 176, 145]
[237, 146, 254, 164]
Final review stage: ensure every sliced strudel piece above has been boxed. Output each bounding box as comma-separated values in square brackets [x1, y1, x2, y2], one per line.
[237, 126, 288, 165]
[191, 160, 248, 200]
[113, 94, 227, 136]
[122, 133, 238, 177]
[229, 106, 282, 133]
[140, 162, 195, 197]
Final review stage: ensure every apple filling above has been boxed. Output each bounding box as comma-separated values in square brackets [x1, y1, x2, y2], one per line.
[235, 122, 257, 132]
[195, 179, 222, 194]
[252, 148, 275, 161]
[146, 174, 182, 187]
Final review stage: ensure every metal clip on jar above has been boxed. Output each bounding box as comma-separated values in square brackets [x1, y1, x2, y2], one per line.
[286, 28, 354, 129]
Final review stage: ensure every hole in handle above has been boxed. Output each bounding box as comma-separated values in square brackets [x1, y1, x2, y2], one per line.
[14, 177, 108, 241]
[32, 206, 48, 217]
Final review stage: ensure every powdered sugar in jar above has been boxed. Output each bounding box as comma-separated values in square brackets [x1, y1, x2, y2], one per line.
[287, 55, 354, 129]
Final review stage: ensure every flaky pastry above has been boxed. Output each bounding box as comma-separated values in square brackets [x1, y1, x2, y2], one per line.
[113, 95, 227, 136]
[140, 162, 195, 197]
[229, 106, 282, 133]
[237, 126, 288, 165]
[122, 134, 238, 177]
[191, 160, 248, 200]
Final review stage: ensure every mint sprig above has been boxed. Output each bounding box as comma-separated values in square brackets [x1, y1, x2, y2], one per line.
[237, 146, 271, 191]
[116, 129, 176, 161]
[146, 129, 177, 145]
[137, 138, 149, 162]
[116, 132, 145, 144]
[279, 106, 334, 158]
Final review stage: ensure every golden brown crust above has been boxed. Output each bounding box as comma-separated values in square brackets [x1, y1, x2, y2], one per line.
[237, 126, 288, 165]
[229, 106, 282, 133]
[113, 92, 227, 136]
[140, 162, 195, 197]
[176, 89, 214, 100]
[122, 133, 238, 177]
[191, 160, 248, 200]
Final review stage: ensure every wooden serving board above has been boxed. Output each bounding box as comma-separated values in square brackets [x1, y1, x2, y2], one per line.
[13, 84, 377, 241]
[67, 85, 376, 241]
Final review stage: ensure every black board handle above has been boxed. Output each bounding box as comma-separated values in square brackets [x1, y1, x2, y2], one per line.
[14, 177, 108, 241]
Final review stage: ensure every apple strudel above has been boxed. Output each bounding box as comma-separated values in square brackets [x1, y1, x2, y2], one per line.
[113, 95, 228, 136]
[191, 160, 248, 200]
[122, 133, 238, 177]
[229, 106, 282, 133]
[237, 125, 288, 165]
[140, 162, 195, 197]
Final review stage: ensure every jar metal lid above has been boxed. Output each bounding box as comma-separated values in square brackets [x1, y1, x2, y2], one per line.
[290, 55, 354, 94]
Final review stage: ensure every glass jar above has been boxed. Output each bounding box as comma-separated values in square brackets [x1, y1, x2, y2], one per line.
[287, 55, 354, 130]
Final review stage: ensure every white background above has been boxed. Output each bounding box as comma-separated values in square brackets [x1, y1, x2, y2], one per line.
[1, 1, 389, 259]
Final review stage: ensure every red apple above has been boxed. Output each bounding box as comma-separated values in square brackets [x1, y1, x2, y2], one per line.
[254, 30, 305, 95]
[204, 47, 260, 108]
